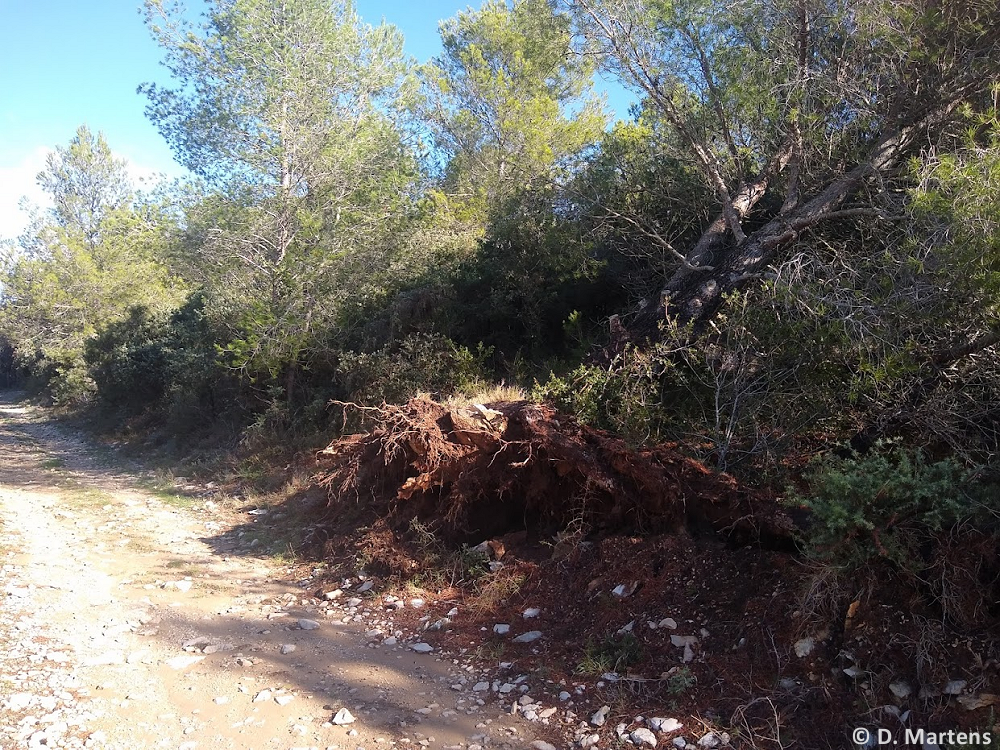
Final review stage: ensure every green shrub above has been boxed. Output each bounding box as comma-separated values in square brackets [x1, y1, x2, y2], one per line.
[533, 346, 665, 443]
[786, 441, 976, 571]
[84, 293, 233, 428]
[338, 333, 490, 405]
[576, 632, 644, 675]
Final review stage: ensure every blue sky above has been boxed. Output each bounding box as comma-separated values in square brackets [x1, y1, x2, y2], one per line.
[0, 1, 635, 241]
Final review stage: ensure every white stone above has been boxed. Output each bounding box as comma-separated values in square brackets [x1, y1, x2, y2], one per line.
[281, 644, 297, 655]
[383, 636, 397, 646]
[530, 742, 557, 750]
[174, 579, 193, 593]
[325, 589, 343, 600]
[411, 642, 434, 653]
[165, 655, 205, 670]
[253, 689, 272, 703]
[943, 679, 967, 695]
[410, 598, 425, 608]
[794, 638, 815, 658]
[632, 728, 658, 747]
[649, 718, 682, 733]
[357, 581, 374, 593]
[298, 619, 320, 630]
[889, 680, 912, 700]
[558, 691, 571, 701]
[6, 693, 33, 711]
[332, 708, 356, 725]
[513, 630, 542, 643]
[493, 624, 510, 635]
[523, 608, 541, 618]
[658, 618, 677, 630]
[698, 732, 726, 748]
[591, 705, 611, 727]
[275, 694, 295, 706]
[473, 682, 490, 692]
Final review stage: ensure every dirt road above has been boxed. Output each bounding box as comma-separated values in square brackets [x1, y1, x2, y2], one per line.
[0, 392, 542, 750]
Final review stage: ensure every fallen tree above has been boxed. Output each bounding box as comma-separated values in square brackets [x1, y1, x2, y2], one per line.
[571, 0, 1000, 335]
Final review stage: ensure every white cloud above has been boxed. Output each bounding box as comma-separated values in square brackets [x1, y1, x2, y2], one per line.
[0, 147, 183, 243]
[0, 148, 52, 242]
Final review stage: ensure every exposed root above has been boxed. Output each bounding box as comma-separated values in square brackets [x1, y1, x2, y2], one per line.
[315, 397, 788, 546]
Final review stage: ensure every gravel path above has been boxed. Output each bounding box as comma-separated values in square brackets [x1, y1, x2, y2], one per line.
[0, 392, 541, 750]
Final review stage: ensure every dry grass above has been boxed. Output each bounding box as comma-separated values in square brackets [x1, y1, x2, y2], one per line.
[467, 566, 527, 615]
[440, 383, 528, 408]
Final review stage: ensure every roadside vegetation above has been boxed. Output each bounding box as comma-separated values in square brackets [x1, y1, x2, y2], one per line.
[1, 0, 999, 744]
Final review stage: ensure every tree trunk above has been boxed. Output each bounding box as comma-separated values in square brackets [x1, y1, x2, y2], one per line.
[629, 95, 969, 341]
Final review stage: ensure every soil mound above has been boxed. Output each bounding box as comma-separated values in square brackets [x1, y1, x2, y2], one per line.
[315, 398, 788, 545]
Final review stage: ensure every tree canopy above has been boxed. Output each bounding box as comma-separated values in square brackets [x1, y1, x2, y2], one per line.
[1, 0, 998, 471]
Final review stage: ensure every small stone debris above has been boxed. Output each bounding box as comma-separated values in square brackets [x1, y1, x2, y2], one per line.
[281, 644, 297, 655]
[698, 732, 728, 748]
[347, 597, 363, 607]
[493, 624, 510, 635]
[889, 680, 912, 700]
[670, 634, 698, 663]
[658, 618, 677, 630]
[5, 693, 33, 711]
[523, 608, 541, 618]
[473, 682, 489, 692]
[793, 638, 815, 658]
[298, 618, 320, 630]
[253, 689, 272, 703]
[275, 694, 295, 706]
[591, 705, 611, 727]
[410, 598, 425, 608]
[332, 708, 357, 725]
[165, 654, 205, 670]
[529, 742, 557, 750]
[513, 630, 542, 643]
[943, 679, 968, 695]
[649, 718, 682, 733]
[558, 691, 571, 701]
[632, 728, 658, 747]
[173, 579, 193, 593]
[357, 580, 374, 593]
[411, 642, 434, 653]
[324, 589, 343, 600]
[611, 581, 639, 598]
[213, 696, 229, 705]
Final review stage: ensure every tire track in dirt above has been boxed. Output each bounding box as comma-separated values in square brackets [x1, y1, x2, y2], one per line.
[0, 392, 540, 750]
